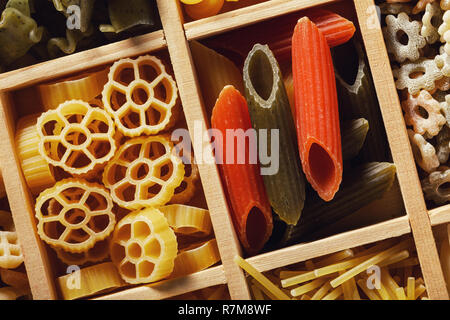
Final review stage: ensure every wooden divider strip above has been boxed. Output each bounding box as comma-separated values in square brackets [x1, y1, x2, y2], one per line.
[156, 0, 251, 299]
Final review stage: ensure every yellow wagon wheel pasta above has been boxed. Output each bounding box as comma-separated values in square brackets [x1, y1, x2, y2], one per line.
[36, 100, 117, 176]
[15, 114, 56, 195]
[171, 239, 221, 278]
[159, 204, 213, 237]
[58, 262, 125, 300]
[35, 178, 116, 253]
[110, 208, 178, 284]
[0, 210, 23, 269]
[103, 135, 185, 210]
[170, 148, 200, 204]
[38, 68, 109, 111]
[102, 55, 179, 137]
[54, 237, 111, 266]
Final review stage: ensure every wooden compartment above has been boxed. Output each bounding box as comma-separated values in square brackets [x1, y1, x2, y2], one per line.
[373, 1, 450, 240]
[0, 0, 448, 300]
[0, 29, 224, 300]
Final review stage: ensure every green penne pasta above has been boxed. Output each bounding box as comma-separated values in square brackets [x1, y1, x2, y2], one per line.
[333, 39, 389, 162]
[243, 43, 305, 226]
[342, 118, 369, 161]
[99, 0, 157, 34]
[280, 162, 396, 246]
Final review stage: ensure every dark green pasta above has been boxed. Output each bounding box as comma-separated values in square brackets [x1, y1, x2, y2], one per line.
[280, 162, 396, 246]
[333, 39, 389, 162]
[0, 0, 161, 72]
[243, 43, 305, 226]
[342, 118, 369, 161]
[0, 1, 43, 66]
[100, 0, 157, 34]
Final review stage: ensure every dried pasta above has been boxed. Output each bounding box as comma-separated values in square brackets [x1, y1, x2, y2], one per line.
[169, 147, 200, 204]
[282, 162, 397, 245]
[0, 2, 44, 68]
[292, 17, 343, 201]
[103, 135, 184, 210]
[38, 68, 109, 111]
[102, 55, 179, 137]
[189, 40, 244, 119]
[15, 114, 56, 194]
[0, 210, 23, 269]
[36, 100, 117, 176]
[58, 262, 125, 300]
[211, 86, 273, 254]
[99, 0, 158, 34]
[334, 40, 389, 162]
[35, 178, 116, 253]
[408, 129, 440, 173]
[245, 237, 427, 300]
[110, 208, 178, 284]
[158, 204, 213, 237]
[383, 13, 426, 63]
[422, 167, 450, 204]
[341, 118, 369, 161]
[183, 0, 225, 20]
[243, 44, 305, 226]
[54, 238, 111, 266]
[422, 2, 443, 44]
[393, 58, 443, 95]
[402, 90, 446, 138]
[171, 239, 221, 278]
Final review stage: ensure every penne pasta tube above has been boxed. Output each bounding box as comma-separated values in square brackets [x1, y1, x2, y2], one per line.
[243, 44, 306, 226]
[292, 17, 343, 202]
[341, 118, 369, 161]
[211, 86, 273, 254]
[333, 39, 389, 162]
[281, 162, 397, 245]
[190, 41, 244, 120]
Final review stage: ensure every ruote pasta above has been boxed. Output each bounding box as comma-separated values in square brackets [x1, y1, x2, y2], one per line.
[102, 55, 180, 137]
[34, 179, 116, 253]
[102, 135, 185, 210]
[110, 208, 178, 284]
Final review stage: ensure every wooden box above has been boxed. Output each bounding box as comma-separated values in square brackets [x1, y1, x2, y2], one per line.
[0, 0, 449, 300]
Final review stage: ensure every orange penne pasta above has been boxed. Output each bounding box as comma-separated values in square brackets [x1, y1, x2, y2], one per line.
[292, 17, 343, 201]
[211, 85, 273, 255]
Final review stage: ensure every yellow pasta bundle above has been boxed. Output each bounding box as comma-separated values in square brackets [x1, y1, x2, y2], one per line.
[159, 204, 213, 237]
[15, 114, 56, 195]
[171, 239, 221, 278]
[102, 135, 185, 210]
[54, 238, 111, 266]
[110, 208, 178, 284]
[57, 262, 125, 300]
[102, 55, 179, 137]
[0, 211, 23, 269]
[38, 68, 109, 111]
[35, 178, 116, 253]
[36, 100, 116, 176]
[236, 237, 427, 300]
